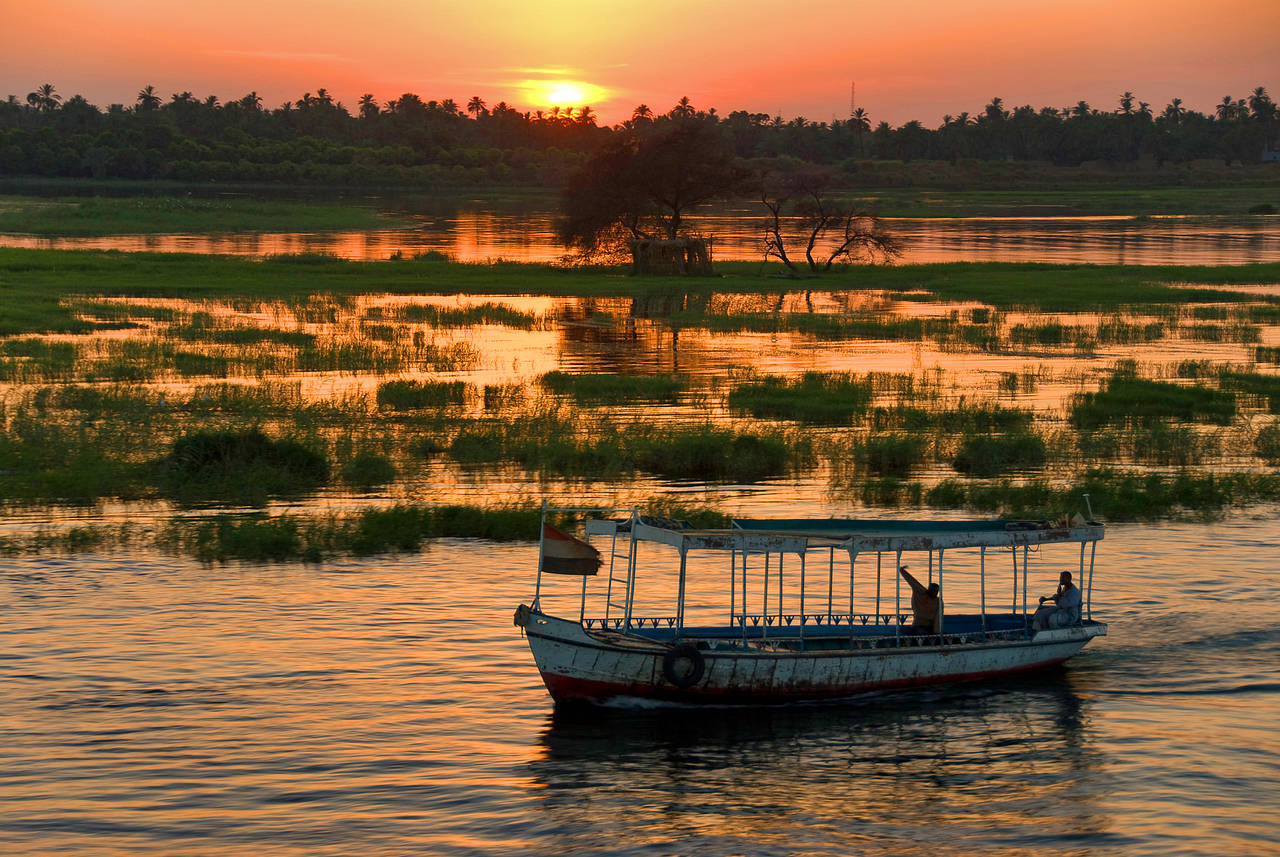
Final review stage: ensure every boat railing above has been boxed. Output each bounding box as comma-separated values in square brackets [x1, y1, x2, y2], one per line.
[582, 613, 913, 632]
[580, 614, 1073, 649]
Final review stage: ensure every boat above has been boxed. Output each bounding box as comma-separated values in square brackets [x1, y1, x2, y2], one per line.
[514, 506, 1106, 706]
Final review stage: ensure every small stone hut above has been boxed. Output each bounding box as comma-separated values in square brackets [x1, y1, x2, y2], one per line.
[628, 237, 713, 276]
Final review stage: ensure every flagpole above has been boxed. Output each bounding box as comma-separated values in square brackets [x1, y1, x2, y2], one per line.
[533, 500, 547, 610]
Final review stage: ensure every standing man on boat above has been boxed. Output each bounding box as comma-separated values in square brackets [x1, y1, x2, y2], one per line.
[898, 566, 942, 634]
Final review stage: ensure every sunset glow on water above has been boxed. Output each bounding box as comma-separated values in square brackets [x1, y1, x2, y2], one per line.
[2, 0, 1278, 852]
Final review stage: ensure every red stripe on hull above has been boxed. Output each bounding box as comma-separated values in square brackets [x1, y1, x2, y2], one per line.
[539, 657, 1070, 706]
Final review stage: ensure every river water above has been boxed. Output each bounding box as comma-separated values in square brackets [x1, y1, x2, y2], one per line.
[4, 204, 1279, 265]
[3, 513, 1279, 856]
[3, 201, 1280, 854]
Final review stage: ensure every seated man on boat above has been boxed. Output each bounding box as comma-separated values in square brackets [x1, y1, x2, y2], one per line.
[1033, 571, 1082, 630]
[898, 566, 942, 635]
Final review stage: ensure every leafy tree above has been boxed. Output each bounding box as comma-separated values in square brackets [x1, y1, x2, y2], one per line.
[558, 115, 741, 257]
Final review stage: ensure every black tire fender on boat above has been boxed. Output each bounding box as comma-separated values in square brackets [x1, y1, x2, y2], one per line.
[662, 643, 705, 688]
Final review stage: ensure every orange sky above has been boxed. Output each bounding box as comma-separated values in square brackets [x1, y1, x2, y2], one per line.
[2, 0, 1276, 125]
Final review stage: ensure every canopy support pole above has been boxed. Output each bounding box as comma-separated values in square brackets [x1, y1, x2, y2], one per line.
[980, 546, 987, 633]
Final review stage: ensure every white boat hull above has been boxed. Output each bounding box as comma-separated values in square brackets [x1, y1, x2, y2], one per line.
[524, 611, 1106, 705]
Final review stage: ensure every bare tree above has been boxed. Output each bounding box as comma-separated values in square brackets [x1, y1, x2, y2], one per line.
[759, 164, 898, 273]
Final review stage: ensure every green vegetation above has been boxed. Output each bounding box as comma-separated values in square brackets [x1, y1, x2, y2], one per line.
[728, 372, 874, 424]
[8, 242, 1280, 558]
[922, 469, 1280, 521]
[1255, 425, 1280, 465]
[5, 83, 1278, 189]
[157, 430, 330, 506]
[6, 249, 1280, 337]
[1070, 376, 1237, 428]
[862, 434, 926, 478]
[952, 432, 1048, 476]
[0, 195, 399, 236]
[539, 371, 687, 403]
[376, 379, 468, 409]
[339, 451, 396, 487]
[446, 414, 808, 482]
[394, 301, 540, 328]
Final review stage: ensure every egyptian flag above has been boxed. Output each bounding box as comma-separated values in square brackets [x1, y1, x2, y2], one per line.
[541, 523, 602, 575]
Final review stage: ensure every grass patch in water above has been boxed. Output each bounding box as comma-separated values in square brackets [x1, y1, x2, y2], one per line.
[728, 372, 874, 424]
[376, 379, 468, 409]
[1255, 425, 1280, 465]
[0, 195, 399, 236]
[1078, 422, 1220, 467]
[923, 468, 1280, 521]
[1218, 370, 1280, 414]
[396, 302, 540, 328]
[0, 419, 149, 505]
[156, 429, 329, 506]
[871, 402, 1033, 433]
[861, 434, 926, 478]
[539, 371, 687, 403]
[952, 432, 1047, 476]
[1070, 376, 1236, 428]
[447, 414, 806, 482]
[6, 248, 1280, 336]
[339, 451, 397, 488]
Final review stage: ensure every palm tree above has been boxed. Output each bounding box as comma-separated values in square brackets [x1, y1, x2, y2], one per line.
[670, 96, 695, 119]
[1217, 95, 1236, 121]
[240, 91, 262, 111]
[849, 107, 871, 156]
[632, 103, 652, 120]
[1162, 97, 1184, 123]
[358, 94, 378, 119]
[1248, 86, 1274, 120]
[27, 83, 60, 111]
[1118, 91, 1135, 115]
[136, 84, 161, 111]
[576, 105, 596, 125]
[467, 95, 487, 119]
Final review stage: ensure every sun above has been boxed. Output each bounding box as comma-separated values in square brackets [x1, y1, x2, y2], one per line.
[545, 82, 587, 106]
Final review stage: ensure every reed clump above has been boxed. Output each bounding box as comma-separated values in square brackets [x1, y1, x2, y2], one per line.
[539, 371, 687, 403]
[728, 372, 874, 424]
[1070, 376, 1236, 428]
[952, 432, 1048, 476]
[924, 468, 1280, 520]
[376, 379, 469, 409]
[1254, 424, 1280, 465]
[339, 451, 397, 487]
[157, 430, 330, 506]
[871, 401, 1033, 433]
[396, 302, 540, 329]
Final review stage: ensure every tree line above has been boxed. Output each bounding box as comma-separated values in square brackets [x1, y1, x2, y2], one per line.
[1, 83, 1276, 187]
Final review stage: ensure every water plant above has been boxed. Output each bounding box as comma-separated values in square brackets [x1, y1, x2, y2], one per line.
[376, 379, 469, 409]
[539, 371, 687, 403]
[1070, 376, 1236, 428]
[1254, 424, 1280, 465]
[728, 372, 874, 424]
[339, 451, 397, 487]
[952, 432, 1047, 476]
[156, 429, 330, 506]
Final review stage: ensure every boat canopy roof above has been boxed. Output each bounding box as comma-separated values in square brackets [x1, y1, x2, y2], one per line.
[585, 515, 1103, 555]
